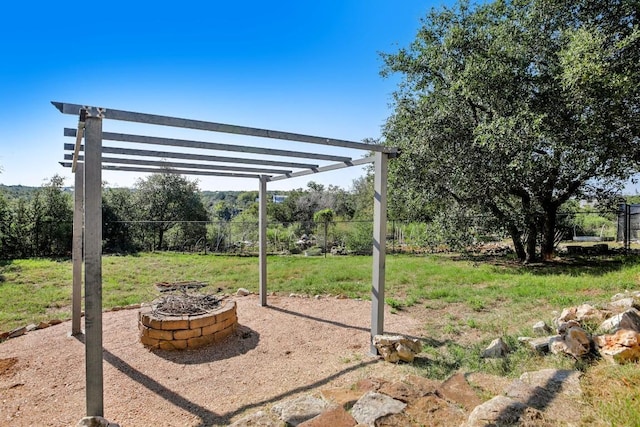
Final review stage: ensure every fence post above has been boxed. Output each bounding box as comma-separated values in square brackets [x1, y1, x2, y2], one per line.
[626, 204, 632, 252]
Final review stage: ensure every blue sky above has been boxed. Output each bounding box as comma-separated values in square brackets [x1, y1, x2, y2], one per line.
[0, 1, 455, 192]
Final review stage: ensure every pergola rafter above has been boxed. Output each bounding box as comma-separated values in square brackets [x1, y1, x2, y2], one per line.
[52, 101, 397, 419]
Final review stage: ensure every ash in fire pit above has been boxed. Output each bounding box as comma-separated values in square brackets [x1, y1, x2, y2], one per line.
[152, 292, 221, 317]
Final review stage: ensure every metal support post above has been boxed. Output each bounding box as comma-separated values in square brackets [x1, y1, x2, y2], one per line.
[84, 115, 103, 417]
[71, 163, 84, 335]
[370, 152, 388, 355]
[259, 176, 268, 306]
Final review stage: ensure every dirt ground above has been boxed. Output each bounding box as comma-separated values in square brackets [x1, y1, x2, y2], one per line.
[0, 295, 424, 426]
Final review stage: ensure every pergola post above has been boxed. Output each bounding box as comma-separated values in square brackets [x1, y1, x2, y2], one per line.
[84, 115, 104, 416]
[370, 152, 388, 355]
[259, 175, 268, 306]
[71, 162, 84, 335]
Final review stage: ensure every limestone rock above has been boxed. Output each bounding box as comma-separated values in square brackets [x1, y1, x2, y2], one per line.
[320, 388, 364, 408]
[594, 329, 640, 364]
[76, 417, 120, 427]
[611, 290, 640, 302]
[271, 395, 328, 426]
[504, 380, 554, 410]
[519, 369, 582, 397]
[598, 309, 640, 334]
[403, 395, 466, 426]
[549, 325, 591, 358]
[25, 324, 37, 332]
[519, 336, 555, 353]
[609, 297, 640, 311]
[229, 410, 286, 426]
[373, 335, 421, 363]
[350, 391, 406, 426]
[236, 288, 251, 296]
[437, 372, 482, 411]
[481, 337, 509, 358]
[378, 381, 418, 403]
[35, 321, 50, 330]
[463, 395, 539, 427]
[298, 405, 356, 427]
[556, 303, 604, 324]
[504, 375, 583, 424]
[533, 321, 552, 336]
[8, 326, 26, 339]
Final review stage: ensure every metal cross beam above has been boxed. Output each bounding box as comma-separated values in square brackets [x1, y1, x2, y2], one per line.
[53, 101, 398, 154]
[63, 142, 319, 169]
[59, 162, 262, 179]
[64, 128, 351, 163]
[65, 155, 292, 175]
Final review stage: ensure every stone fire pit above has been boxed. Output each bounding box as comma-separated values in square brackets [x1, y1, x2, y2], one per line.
[138, 292, 237, 350]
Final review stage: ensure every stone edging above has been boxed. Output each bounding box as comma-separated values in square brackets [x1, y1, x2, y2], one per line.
[138, 300, 238, 350]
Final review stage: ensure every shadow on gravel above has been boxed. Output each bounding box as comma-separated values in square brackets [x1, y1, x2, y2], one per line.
[76, 331, 380, 427]
[266, 304, 450, 348]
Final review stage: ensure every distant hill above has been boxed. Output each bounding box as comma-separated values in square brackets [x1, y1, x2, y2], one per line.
[0, 185, 40, 198]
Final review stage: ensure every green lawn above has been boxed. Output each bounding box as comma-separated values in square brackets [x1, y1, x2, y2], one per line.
[2, 252, 639, 332]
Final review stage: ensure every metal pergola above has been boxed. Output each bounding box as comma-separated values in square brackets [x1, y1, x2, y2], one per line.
[52, 101, 398, 418]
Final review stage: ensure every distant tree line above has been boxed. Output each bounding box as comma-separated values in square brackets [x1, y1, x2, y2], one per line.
[0, 172, 378, 259]
[0, 170, 632, 260]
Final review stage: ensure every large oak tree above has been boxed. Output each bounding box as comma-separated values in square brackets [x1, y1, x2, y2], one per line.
[382, 0, 639, 261]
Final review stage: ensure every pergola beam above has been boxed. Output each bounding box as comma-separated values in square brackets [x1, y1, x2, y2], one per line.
[65, 155, 292, 175]
[53, 101, 398, 154]
[63, 142, 319, 170]
[59, 162, 263, 179]
[268, 156, 374, 182]
[64, 129, 352, 163]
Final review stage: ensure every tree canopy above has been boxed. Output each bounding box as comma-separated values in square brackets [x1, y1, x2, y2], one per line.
[382, 0, 639, 261]
[134, 172, 208, 250]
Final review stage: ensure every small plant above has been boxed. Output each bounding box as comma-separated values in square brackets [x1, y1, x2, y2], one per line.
[385, 298, 403, 311]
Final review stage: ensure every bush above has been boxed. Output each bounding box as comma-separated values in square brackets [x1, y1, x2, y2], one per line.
[345, 221, 373, 254]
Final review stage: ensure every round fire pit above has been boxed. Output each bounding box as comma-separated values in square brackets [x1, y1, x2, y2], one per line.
[138, 297, 237, 350]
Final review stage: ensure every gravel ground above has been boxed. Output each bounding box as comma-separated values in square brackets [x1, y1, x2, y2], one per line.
[0, 295, 422, 426]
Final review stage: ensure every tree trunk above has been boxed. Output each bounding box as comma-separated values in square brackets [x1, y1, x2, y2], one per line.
[158, 227, 164, 251]
[507, 223, 526, 261]
[525, 222, 537, 263]
[541, 206, 557, 261]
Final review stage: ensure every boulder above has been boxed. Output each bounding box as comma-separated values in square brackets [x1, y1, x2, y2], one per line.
[594, 329, 640, 364]
[609, 297, 640, 311]
[598, 309, 640, 334]
[373, 335, 421, 363]
[76, 417, 120, 427]
[481, 337, 509, 358]
[350, 391, 406, 427]
[518, 336, 555, 353]
[533, 321, 552, 336]
[437, 373, 482, 411]
[556, 303, 604, 325]
[229, 411, 285, 427]
[236, 288, 251, 296]
[519, 369, 582, 397]
[8, 326, 26, 339]
[298, 405, 356, 427]
[550, 324, 591, 358]
[463, 396, 542, 427]
[271, 395, 328, 426]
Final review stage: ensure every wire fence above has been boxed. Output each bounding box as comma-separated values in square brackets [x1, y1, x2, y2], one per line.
[2, 208, 639, 259]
